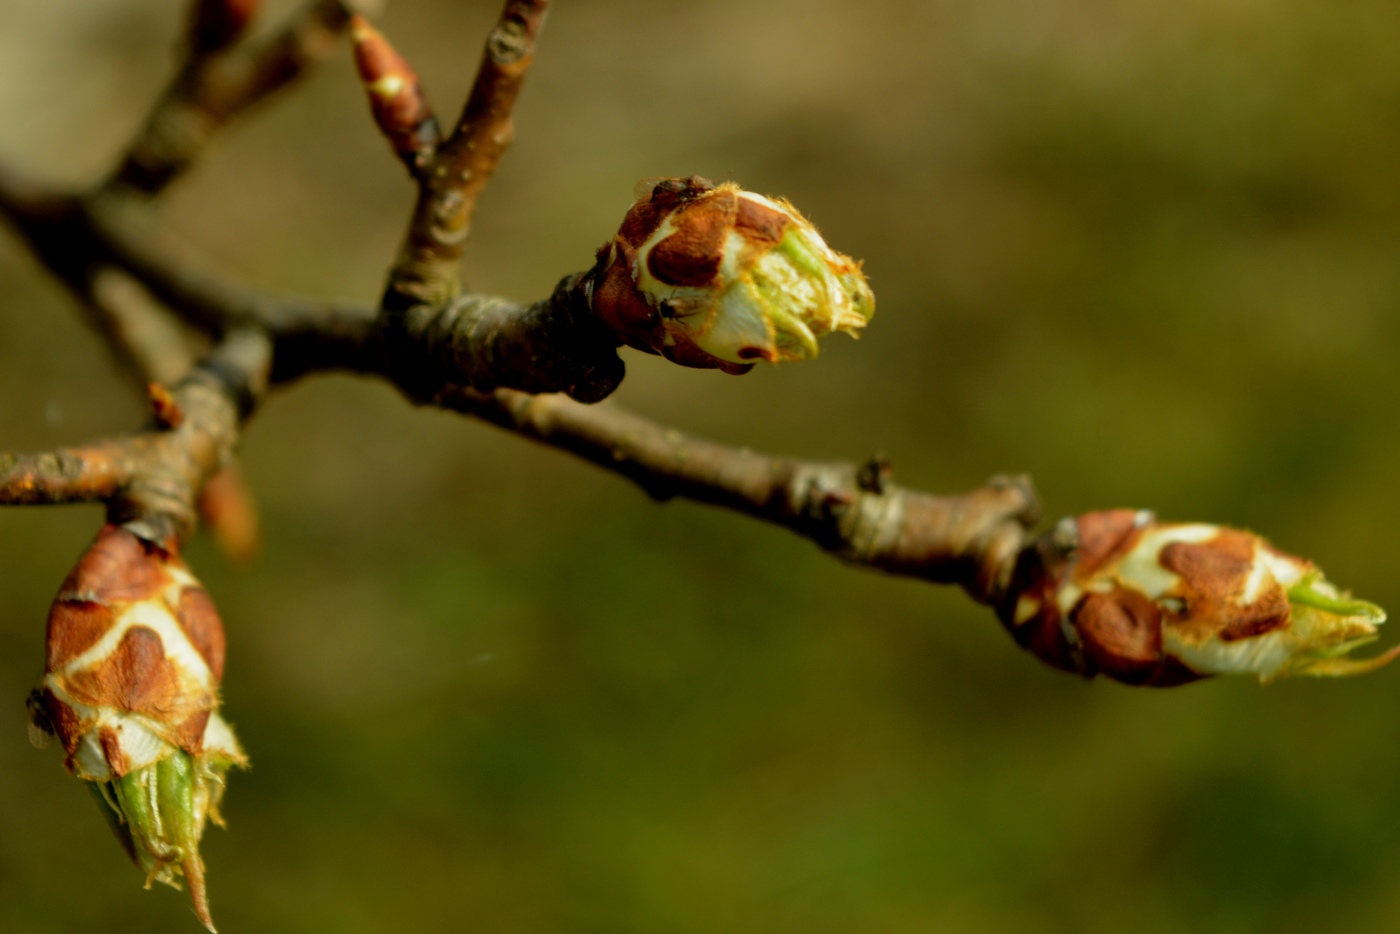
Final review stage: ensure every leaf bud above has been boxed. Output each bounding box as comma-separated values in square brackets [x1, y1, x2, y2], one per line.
[27, 525, 246, 931]
[1000, 510, 1394, 685]
[591, 176, 874, 372]
[349, 14, 440, 168]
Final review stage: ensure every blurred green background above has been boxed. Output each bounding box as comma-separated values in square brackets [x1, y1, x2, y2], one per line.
[3, 0, 1400, 931]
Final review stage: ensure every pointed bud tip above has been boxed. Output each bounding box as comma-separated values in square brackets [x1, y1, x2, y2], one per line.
[349, 15, 412, 88]
[184, 853, 216, 932]
[347, 15, 438, 160]
[1285, 642, 1400, 679]
[198, 466, 261, 566]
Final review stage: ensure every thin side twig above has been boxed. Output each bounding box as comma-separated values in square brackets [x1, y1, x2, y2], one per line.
[382, 0, 550, 310]
[0, 442, 135, 507]
[105, 0, 361, 197]
[87, 269, 205, 385]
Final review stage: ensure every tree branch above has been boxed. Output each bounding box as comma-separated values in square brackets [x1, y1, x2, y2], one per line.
[442, 388, 1041, 607]
[0, 0, 1383, 724]
[1, 163, 623, 397]
[86, 269, 204, 385]
[0, 143, 1035, 597]
[0, 329, 269, 545]
[382, 0, 550, 310]
[104, 0, 360, 198]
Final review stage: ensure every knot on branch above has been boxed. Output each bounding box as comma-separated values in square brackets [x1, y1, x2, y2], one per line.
[784, 466, 1040, 605]
[488, 17, 531, 64]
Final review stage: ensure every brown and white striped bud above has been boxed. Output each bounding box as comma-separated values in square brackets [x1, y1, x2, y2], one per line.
[590, 176, 874, 373]
[27, 525, 246, 932]
[1001, 510, 1395, 686]
[350, 14, 440, 169]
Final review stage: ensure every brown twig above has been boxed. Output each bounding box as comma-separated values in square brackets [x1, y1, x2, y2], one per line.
[0, 330, 269, 545]
[104, 0, 360, 197]
[0, 171, 206, 384]
[1, 165, 621, 397]
[83, 0, 357, 557]
[389, 274, 623, 402]
[381, 0, 550, 311]
[82, 192, 621, 395]
[443, 389, 1042, 606]
[0, 175, 370, 357]
[0, 442, 134, 507]
[87, 269, 205, 385]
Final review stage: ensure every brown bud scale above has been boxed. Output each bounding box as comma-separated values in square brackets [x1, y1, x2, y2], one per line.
[1000, 510, 1393, 685]
[34, 526, 243, 780]
[592, 176, 871, 371]
[351, 15, 439, 165]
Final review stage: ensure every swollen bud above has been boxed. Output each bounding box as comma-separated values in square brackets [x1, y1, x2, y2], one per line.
[27, 525, 246, 931]
[349, 14, 439, 169]
[1001, 510, 1395, 686]
[590, 176, 874, 372]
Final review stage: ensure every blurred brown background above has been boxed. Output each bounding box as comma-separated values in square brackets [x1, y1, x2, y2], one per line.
[4, 0, 1400, 931]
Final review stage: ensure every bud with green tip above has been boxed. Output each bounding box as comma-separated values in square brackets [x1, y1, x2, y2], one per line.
[590, 176, 874, 372]
[1000, 509, 1395, 685]
[27, 525, 246, 931]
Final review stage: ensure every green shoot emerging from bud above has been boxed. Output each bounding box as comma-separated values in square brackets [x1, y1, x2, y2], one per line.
[1002, 510, 1395, 686]
[591, 176, 874, 372]
[27, 526, 246, 931]
[89, 746, 239, 929]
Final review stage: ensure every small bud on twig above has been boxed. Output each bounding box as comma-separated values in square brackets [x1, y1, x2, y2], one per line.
[350, 14, 440, 170]
[1002, 510, 1396, 685]
[590, 177, 874, 372]
[198, 465, 261, 565]
[27, 525, 247, 931]
[148, 383, 185, 430]
[187, 0, 260, 57]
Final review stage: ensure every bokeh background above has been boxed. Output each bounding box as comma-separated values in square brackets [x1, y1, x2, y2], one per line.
[3, 0, 1400, 931]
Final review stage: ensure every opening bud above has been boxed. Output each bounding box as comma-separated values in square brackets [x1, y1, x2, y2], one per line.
[591, 176, 874, 372]
[27, 525, 246, 931]
[1002, 510, 1395, 685]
